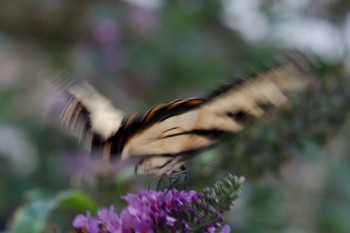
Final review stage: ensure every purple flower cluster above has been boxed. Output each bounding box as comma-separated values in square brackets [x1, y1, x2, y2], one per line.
[71, 189, 231, 233]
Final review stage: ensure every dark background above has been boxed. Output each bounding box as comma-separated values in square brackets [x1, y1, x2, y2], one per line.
[1, 0, 350, 232]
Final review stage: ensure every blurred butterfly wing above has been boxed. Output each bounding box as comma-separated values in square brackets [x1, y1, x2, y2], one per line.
[120, 99, 213, 160]
[134, 155, 188, 176]
[121, 52, 317, 159]
[194, 52, 314, 132]
[61, 81, 124, 156]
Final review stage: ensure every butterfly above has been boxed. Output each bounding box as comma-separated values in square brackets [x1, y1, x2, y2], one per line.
[60, 51, 317, 178]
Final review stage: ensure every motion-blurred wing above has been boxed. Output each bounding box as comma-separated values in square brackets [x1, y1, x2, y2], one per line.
[120, 52, 317, 160]
[134, 155, 188, 176]
[61, 81, 124, 154]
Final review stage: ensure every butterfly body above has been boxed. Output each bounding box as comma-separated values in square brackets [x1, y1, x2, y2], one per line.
[60, 52, 317, 177]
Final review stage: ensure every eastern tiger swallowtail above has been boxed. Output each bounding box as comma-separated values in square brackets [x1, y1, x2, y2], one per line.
[60, 52, 317, 177]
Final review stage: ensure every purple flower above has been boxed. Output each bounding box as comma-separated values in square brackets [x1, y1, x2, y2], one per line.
[93, 19, 121, 46]
[97, 206, 121, 233]
[220, 225, 231, 233]
[62, 152, 100, 181]
[129, 6, 159, 36]
[72, 211, 100, 233]
[92, 18, 124, 72]
[71, 189, 232, 233]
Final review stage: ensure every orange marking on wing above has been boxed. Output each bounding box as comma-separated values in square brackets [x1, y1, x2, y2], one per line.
[70, 103, 84, 130]
[186, 99, 204, 105]
[124, 112, 138, 128]
[64, 100, 79, 127]
[167, 99, 188, 109]
[104, 142, 112, 160]
[78, 120, 87, 142]
[145, 103, 166, 122]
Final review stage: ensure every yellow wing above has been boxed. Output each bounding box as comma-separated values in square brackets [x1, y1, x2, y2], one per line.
[60, 81, 124, 158]
[120, 52, 317, 160]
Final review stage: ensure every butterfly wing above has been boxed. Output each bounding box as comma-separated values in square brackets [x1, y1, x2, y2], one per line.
[120, 52, 317, 160]
[57, 52, 317, 177]
[134, 155, 188, 176]
[61, 81, 124, 157]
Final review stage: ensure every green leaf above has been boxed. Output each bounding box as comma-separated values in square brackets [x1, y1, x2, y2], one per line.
[10, 190, 96, 233]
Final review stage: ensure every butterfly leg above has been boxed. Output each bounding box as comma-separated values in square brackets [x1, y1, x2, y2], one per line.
[156, 175, 164, 191]
[183, 168, 191, 190]
[148, 175, 165, 191]
[167, 169, 188, 190]
[164, 178, 179, 196]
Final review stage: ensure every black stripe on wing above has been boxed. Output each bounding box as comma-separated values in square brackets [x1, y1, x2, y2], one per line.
[61, 96, 91, 140]
[206, 51, 317, 101]
[160, 129, 227, 139]
[61, 93, 107, 157]
[105, 99, 206, 158]
[106, 51, 319, 160]
[143, 98, 205, 124]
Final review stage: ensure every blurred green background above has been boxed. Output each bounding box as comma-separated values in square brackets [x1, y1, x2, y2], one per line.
[1, 0, 350, 232]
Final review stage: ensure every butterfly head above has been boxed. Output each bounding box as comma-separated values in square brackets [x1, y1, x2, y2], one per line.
[135, 155, 188, 177]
